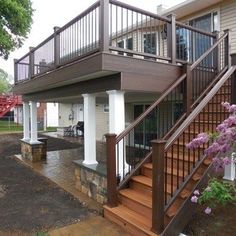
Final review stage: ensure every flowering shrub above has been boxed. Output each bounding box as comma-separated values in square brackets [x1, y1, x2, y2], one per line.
[191, 178, 236, 214]
[187, 102, 236, 214]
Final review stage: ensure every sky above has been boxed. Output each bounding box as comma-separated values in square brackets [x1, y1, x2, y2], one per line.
[0, 0, 186, 76]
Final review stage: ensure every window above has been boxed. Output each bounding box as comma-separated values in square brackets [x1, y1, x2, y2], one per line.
[143, 33, 156, 55]
[189, 12, 219, 61]
[176, 28, 189, 61]
[103, 104, 109, 113]
[117, 38, 133, 56]
[117, 41, 124, 55]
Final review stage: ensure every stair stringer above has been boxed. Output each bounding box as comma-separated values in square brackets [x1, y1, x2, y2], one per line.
[161, 164, 214, 236]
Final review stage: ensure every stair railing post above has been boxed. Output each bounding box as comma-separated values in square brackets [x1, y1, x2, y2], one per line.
[105, 133, 118, 207]
[100, 0, 109, 52]
[224, 29, 231, 68]
[151, 139, 166, 234]
[167, 14, 176, 64]
[54, 26, 60, 67]
[231, 53, 236, 104]
[184, 63, 192, 115]
[29, 47, 35, 79]
[14, 59, 18, 84]
[213, 31, 220, 74]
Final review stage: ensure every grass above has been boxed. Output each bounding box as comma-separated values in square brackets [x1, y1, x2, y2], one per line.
[0, 120, 23, 132]
[0, 120, 57, 133]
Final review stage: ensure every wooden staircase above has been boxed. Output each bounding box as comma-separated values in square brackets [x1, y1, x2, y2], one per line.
[103, 30, 234, 236]
[104, 78, 233, 236]
[104, 66, 236, 235]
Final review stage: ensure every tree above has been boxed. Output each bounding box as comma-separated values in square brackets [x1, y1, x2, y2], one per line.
[0, 0, 33, 59]
[0, 69, 11, 93]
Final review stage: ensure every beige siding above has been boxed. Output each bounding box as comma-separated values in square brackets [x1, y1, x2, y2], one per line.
[220, 0, 236, 53]
[96, 104, 109, 141]
[58, 104, 77, 127]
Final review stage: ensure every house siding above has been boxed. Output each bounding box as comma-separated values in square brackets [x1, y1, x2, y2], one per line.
[96, 104, 109, 141]
[220, 0, 236, 54]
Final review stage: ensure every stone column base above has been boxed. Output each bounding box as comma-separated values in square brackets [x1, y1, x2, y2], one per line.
[21, 138, 47, 162]
[74, 160, 107, 204]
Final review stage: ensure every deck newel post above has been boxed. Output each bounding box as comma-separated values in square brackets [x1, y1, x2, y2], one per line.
[184, 63, 192, 115]
[29, 47, 35, 79]
[213, 31, 220, 73]
[105, 133, 118, 207]
[14, 59, 18, 83]
[167, 14, 176, 64]
[224, 29, 231, 68]
[100, 0, 109, 52]
[151, 139, 166, 234]
[54, 26, 60, 67]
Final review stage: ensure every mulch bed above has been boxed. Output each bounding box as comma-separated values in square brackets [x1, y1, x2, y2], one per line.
[0, 133, 96, 234]
[184, 203, 236, 236]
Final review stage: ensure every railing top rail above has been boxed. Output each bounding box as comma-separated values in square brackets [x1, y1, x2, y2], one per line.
[176, 21, 217, 38]
[57, 1, 100, 34]
[31, 34, 55, 53]
[110, 0, 171, 23]
[116, 73, 187, 143]
[15, 1, 100, 64]
[191, 32, 228, 70]
[165, 65, 236, 150]
[15, 52, 30, 64]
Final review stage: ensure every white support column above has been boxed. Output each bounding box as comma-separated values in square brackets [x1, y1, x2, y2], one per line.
[30, 101, 38, 144]
[107, 90, 127, 178]
[82, 94, 97, 165]
[223, 161, 235, 181]
[22, 102, 30, 141]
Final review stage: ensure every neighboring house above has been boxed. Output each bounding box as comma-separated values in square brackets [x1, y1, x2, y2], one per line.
[13, 0, 236, 235]
[13, 101, 58, 129]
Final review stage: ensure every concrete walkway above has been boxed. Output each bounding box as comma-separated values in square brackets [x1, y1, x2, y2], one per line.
[16, 137, 129, 236]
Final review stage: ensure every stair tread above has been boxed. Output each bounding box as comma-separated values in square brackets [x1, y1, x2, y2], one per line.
[131, 175, 177, 194]
[143, 163, 185, 177]
[104, 205, 156, 235]
[166, 152, 196, 163]
[166, 198, 183, 218]
[119, 188, 152, 208]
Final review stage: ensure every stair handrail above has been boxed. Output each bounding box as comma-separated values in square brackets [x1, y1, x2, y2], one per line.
[164, 65, 236, 212]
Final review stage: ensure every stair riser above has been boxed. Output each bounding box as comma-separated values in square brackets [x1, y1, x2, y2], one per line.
[171, 144, 205, 155]
[104, 209, 151, 236]
[130, 181, 152, 197]
[198, 112, 228, 121]
[119, 194, 152, 220]
[166, 158, 196, 171]
[141, 167, 185, 185]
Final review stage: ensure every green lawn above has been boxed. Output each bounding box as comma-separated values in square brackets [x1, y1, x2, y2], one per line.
[0, 121, 57, 133]
[0, 120, 23, 132]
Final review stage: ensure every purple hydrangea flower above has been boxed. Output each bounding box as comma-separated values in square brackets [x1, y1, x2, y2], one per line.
[191, 195, 198, 203]
[204, 207, 212, 214]
[186, 133, 209, 150]
[223, 157, 231, 166]
[193, 190, 200, 195]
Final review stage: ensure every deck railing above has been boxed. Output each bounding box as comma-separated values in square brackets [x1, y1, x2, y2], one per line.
[14, 0, 216, 84]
